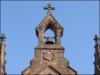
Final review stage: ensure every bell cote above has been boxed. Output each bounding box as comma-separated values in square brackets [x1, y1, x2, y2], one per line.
[36, 4, 63, 47]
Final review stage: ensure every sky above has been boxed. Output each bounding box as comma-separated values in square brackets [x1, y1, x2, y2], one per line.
[1, 1, 99, 74]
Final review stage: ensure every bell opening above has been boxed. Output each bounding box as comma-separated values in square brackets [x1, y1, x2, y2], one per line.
[44, 37, 55, 44]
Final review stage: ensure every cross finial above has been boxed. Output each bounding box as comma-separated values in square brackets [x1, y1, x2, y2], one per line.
[0, 33, 6, 41]
[44, 4, 55, 15]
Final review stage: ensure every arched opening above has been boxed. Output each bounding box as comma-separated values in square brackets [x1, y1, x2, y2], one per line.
[44, 28, 55, 44]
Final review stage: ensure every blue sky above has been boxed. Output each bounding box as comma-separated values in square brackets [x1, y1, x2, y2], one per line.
[1, 1, 99, 74]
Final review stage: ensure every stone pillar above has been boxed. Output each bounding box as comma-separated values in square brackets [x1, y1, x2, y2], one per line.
[38, 30, 44, 47]
[94, 35, 100, 74]
[56, 29, 61, 46]
[0, 33, 6, 75]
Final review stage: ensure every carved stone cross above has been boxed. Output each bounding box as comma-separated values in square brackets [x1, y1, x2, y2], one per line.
[44, 4, 55, 15]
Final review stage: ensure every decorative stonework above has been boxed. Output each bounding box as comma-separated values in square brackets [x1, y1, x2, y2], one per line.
[43, 50, 55, 61]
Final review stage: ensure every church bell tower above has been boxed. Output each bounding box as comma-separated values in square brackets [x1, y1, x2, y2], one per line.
[22, 4, 77, 75]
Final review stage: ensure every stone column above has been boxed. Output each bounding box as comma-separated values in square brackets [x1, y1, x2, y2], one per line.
[0, 33, 6, 75]
[56, 29, 61, 46]
[94, 35, 100, 74]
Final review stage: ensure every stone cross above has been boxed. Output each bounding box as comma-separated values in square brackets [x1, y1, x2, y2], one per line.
[44, 4, 55, 15]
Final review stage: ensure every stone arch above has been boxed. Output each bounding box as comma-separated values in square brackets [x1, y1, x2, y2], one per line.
[42, 20, 60, 44]
[36, 15, 63, 46]
[42, 20, 60, 33]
